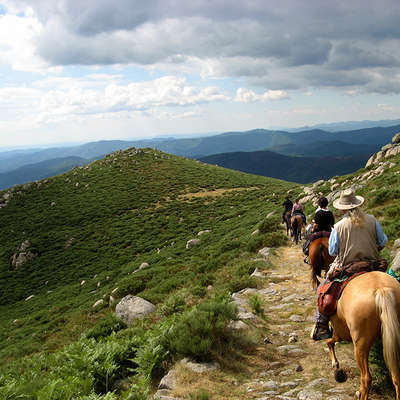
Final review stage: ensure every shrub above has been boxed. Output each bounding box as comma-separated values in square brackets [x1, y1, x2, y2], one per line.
[84, 314, 127, 340]
[117, 277, 146, 297]
[258, 217, 279, 234]
[170, 296, 238, 360]
[247, 236, 263, 252]
[158, 293, 187, 317]
[249, 294, 264, 315]
[263, 232, 287, 248]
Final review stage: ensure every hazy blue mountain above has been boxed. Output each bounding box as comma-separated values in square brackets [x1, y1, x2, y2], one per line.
[199, 150, 370, 183]
[269, 140, 379, 157]
[284, 119, 400, 132]
[0, 156, 90, 190]
[0, 124, 398, 175]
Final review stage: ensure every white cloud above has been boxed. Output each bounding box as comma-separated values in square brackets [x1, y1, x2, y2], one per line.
[235, 88, 289, 103]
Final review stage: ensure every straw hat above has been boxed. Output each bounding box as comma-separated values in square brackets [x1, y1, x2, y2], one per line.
[333, 188, 364, 210]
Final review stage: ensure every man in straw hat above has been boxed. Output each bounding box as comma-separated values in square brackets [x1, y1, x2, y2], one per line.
[311, 188, 388, 341]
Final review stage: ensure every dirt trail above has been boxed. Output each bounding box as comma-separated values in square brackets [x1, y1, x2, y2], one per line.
[169, 241, 389, 400]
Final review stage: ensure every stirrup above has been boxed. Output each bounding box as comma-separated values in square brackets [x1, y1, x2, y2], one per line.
[304, 257, 309, 264]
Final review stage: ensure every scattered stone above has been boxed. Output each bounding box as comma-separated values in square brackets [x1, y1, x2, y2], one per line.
[262, 380, 279, 390]
[251, 229, 260, 236]
[251, 268, 264, 278]
[25, 295, 34, 301]
[229, 320, 249, 330]
[115, 295, 156, 325]
[266, 211, 275, 218]
[181, 358, 220, 373]
[197, 230, 210, 236]
[186, 238, 201, 249]
[289, 314, 304, 322]
[92, 299, 104, 308]
[139, 262, 149, 270]
[258, 247, 270, 259]
[111, 287, 119, 295]
[158, 369, 176, 390]
[264, 336, 273, 344]
[238, 311, 257, 320]
[297, 389, 323, 400]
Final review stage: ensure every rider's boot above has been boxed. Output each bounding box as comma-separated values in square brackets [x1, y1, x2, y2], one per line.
[311, 321, 332, 341]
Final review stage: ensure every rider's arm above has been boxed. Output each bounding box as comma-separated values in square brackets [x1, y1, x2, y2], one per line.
[328, 228, 339, 256]
[375, 220, 388, 250]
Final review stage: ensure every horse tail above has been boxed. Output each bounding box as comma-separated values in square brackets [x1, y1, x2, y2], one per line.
[292, 217, 298, 238]
[376, 287, 400, 377]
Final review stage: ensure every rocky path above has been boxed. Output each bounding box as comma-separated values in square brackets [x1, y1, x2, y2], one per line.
[156, 242, 389, 400]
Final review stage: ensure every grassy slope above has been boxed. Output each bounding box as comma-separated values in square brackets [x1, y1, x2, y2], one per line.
[0, 144, 399, 399]
[0, 148, 297, 362]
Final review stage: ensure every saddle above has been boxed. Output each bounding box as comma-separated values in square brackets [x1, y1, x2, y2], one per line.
[309, 231, 331, 242]
[317, 259, 388, 316]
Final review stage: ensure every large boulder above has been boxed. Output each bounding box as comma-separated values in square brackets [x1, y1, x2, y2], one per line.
[392, 132, 400, 144]
[115, 295, 156, 326]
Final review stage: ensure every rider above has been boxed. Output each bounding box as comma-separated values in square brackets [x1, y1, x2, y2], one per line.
[303, 197, 335, 256]
[282, 196, 293, 224]
[311, 188, 388, 340]
[291, 198, 306, 225]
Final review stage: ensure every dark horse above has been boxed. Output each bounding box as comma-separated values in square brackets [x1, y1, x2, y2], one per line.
[309, 236, 336, 289]
[290, 214, 304, 244]
[283, 210, 292, 236]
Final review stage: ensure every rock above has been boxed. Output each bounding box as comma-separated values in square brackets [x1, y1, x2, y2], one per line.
[238, 311, 257, 320]
[381, 143, 393, 152]
[394, 239, 400, 249]
[303, 187, 313, 194]
[186, 238, 201, 249]
[109, 295, 116, 304]
[258, 247, 270, 259]
[297, 389, 323, 399]
[289, 314, 304, 322]
[312, 180, 324, 188]
[181, 358, 220, 373]
[305, 378, 328, 388]
[158, 369, 176, 390]
[266, 211, 275, 218]
[262, 380, 279, 390]
[251, 229, 260, 236]
[115, 295, 156, 325]
[93, 299, 104, 308]
[391, 250, 400, 272]
[197, 230, 210, 236]
[25, 295, 34, 301]
[139, 262, 149, 270]
[295, 364, 303, 372]
[111, 287, 119, 295]
[229, 320, 249, 330]
[251, 268, 264, 278]
[20, 240, 31, 251]
[393, 132, 400, 144]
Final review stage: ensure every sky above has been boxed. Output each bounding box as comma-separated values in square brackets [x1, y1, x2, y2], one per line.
[1, 0, 400, 148]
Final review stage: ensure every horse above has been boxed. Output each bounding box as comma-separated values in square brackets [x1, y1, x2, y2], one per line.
[290, 214, 304, 244]
[325, 271, 400, 400]
[283, 210, 292, 236]
[309, 236, 336, 289]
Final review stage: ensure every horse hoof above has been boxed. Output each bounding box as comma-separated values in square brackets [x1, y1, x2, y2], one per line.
[334, 368, 347, 383]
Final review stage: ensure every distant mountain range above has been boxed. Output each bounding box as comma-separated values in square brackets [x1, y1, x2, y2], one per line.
[0, 123, 398, 188]
[199, 150, 371, 183]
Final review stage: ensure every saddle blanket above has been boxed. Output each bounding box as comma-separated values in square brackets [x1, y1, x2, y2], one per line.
[317, 272, 367, 316]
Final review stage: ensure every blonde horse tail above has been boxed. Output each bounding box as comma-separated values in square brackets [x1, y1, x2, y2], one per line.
[376, 287, 400, 377]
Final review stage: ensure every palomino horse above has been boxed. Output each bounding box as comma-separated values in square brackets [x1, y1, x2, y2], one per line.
[309, 236, 335, 289]
[283, 210, 292, 236]
[290, 214, 304, 244]
[326, 271, 400, 400]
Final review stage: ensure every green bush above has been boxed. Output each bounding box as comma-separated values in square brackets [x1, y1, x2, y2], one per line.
[189, 389, 211, 400]
[247, 236, 263, 252]
[117, 277, 146, 297]
[249, 294, 264, 315]
[258, 217, 279, 234]
[85, 314, 127, 340]
[170, 297, 238, 360]
[263, 232, 287, 248]
[158, 293, 187, 317]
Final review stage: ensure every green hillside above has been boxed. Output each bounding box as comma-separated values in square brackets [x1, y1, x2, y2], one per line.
[0, 148, 298, 399]
[1, 143, 399, 399]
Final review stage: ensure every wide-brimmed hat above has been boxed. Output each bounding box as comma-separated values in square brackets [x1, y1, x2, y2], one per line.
[333, 188, 364, 210]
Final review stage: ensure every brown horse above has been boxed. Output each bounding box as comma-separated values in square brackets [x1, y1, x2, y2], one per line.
[309, 236, 336, 289]
[290, 214, 304, 244]
[325, 271, 400, 399]
[283, 210, 292, 236]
